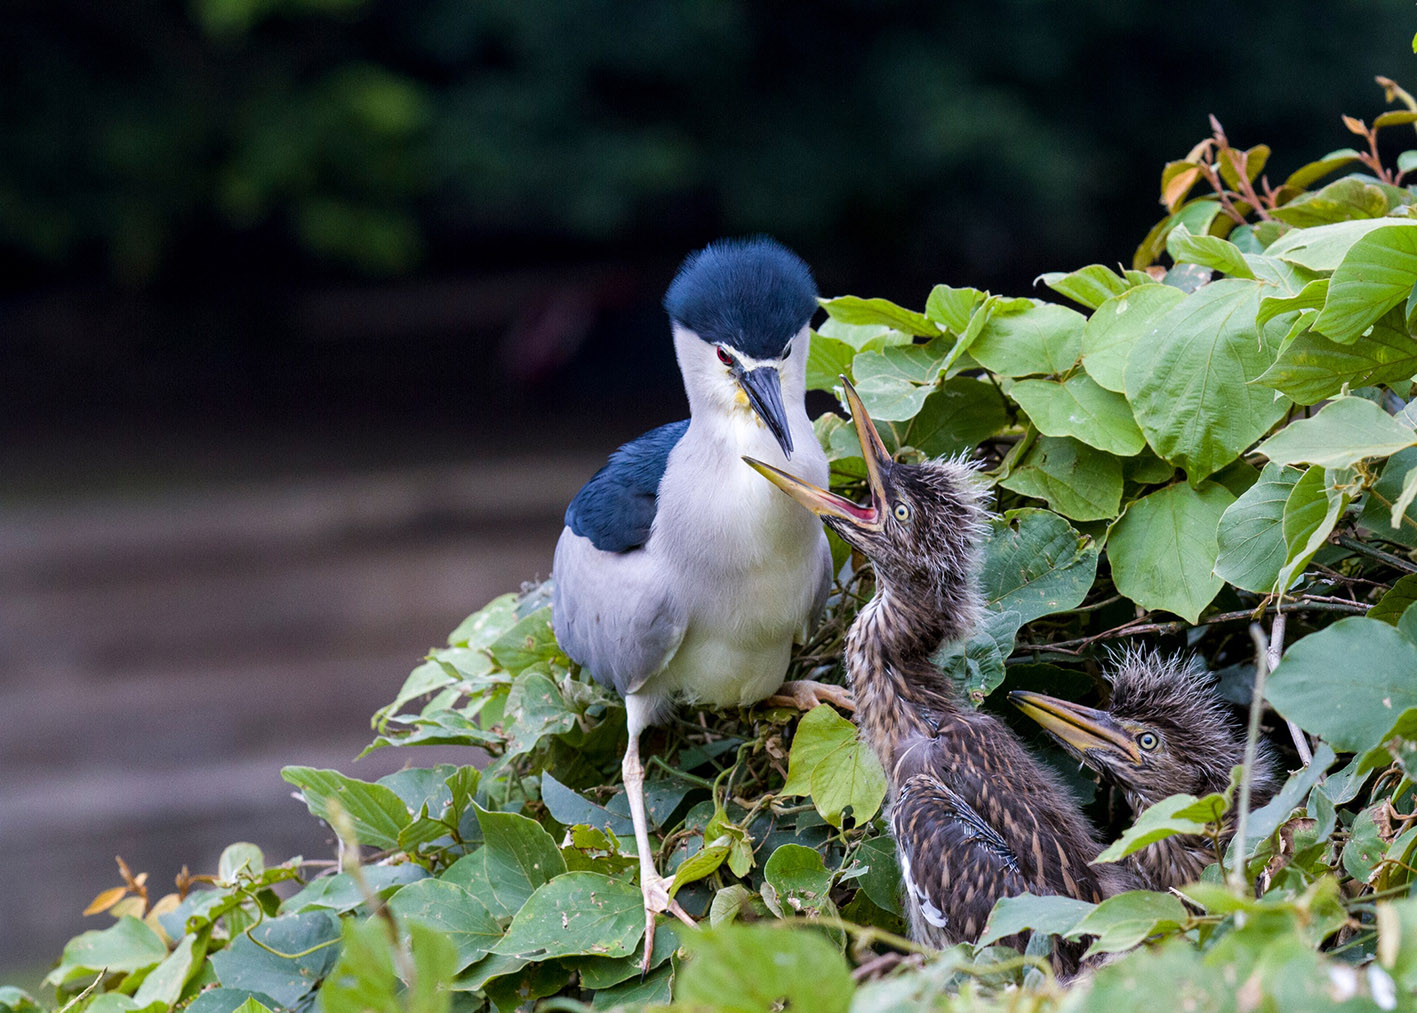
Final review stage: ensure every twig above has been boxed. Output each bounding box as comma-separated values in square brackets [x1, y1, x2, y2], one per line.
[1268, 610, 1312, 765]
[1335, 534, 1417, 574]
[1231, 624, 1272, 894]
[1023, 598, 1368, 654]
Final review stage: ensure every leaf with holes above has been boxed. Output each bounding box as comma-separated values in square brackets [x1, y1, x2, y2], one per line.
[979, 509, 1099, 624]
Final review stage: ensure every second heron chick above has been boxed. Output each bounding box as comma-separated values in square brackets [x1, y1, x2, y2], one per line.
[747, 378, 1133, 960]
[1011, 649, 1283, 890]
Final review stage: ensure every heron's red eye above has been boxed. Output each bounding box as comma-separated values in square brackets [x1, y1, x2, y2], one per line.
[716, 346, 733, 366]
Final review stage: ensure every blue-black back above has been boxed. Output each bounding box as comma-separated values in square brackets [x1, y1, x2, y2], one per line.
[663, 236, 817, 360]
[565, 419, 690, 553]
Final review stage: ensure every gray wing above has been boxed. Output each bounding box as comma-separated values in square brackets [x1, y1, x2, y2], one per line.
[552, 527, 687, 698]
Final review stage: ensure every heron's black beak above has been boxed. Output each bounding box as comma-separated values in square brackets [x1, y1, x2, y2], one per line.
[1008, 690, 1142, 765]
[734, 364, 794, 459]
[743, 374, 888, 531]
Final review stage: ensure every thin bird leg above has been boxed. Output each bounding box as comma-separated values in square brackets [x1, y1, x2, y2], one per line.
[623, 696, 694, 975]
[766, 679, 856, 712]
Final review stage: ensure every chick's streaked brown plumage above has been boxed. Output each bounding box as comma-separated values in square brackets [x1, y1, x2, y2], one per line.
[746, 379, 1134, 968]
[1012, 648, 1283, 890]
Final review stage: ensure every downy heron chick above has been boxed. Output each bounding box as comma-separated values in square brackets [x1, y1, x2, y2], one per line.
[1011, 648, 1283, 890]
[746, 378, 1133, 962]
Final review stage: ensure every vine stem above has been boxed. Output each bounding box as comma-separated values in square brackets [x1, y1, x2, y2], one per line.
[1268, 610, 1313, 765]
[1230, 624, 1272, 896]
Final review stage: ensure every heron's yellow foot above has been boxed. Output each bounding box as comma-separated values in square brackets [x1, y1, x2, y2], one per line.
[767, 679, 856, 712]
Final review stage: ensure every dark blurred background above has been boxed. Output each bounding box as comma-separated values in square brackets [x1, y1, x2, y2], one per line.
[1, 0, 1412, 980]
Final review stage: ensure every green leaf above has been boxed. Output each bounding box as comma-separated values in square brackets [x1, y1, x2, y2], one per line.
[979, 509, 1099, 623]
[185, 990, 279, 1013]
[1270, 177, 1392, 228]
[320, 917, 457, 1013]
[670, 838, 732, 894]
[1094, 791, 1228, 862]
[1254, 307, 1417, 405]
[1107, 482, 1235, 623]
[764, 844, 834, 915]
[1371, 574, 1417, 624]
[1267, 618, 1417, 753]
[924, 284, 986, 332]
[894, 377, 1009, 457]
[465, 803, 567, 916]
[1259, 396, 1417, 468]
[487, 606, 566, 672]
[932, 608, 1023, 704]
[1214, 462, 1303, 593]
[280, 768, 411, 850]
[209, 912, 341, 1008]
[540, 771, 636, 837]
[1167, 225, 1254, 278]
[781, 704, 858, 797]
[998, 436, 1124, 521]
[1081, 284, 1186, 393]
[386, 879, 502, 972]
[447, 593, 519, 648]
[819, 295, 938, 337]
[1273, 465, 1351, 594]
[282, 866, 428, 915]
[1133, 198, 1223, 270]
[806, 333, 858, 392]
[1066, 890, 1188, 956]
[44, 916, 169, 987]
[676, 925, 855, 1013]
[1266, 217, 1415, 272]
[1011, 374, 1145, 456]
[1038, 264, 1138, 310]
[1256, 278, 1329, 333]
[978, 893, 1097, 947]
[1125, 280, 1288, 482]
[499, 668, 578, 760]
[565, 925, 677, 990]
[849, 341, 954, 422]
[854, 836, 903, 916]
[0, 990, 40, 1013]
[493, 872, 646, 959]
[969, 301, 1086, 377]
[1361, 446, 1417, 546]
[1282, 149, 1362, 191]
[132, 934, 203, 1009]
[810, 732, 888, 828]
[1314, 223, 1417, 342]
[1343, 805, 1387, 882]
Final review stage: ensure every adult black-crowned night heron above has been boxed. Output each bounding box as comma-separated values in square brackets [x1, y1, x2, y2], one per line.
[1011, 648, 1282, 890]
[552, 237, 835, 970]
[746, 379, 1133, 969]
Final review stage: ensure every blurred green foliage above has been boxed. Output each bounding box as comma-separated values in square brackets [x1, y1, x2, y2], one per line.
[0, 0, 1411, 285]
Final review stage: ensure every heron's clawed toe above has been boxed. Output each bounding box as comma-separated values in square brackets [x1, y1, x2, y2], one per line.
[768, 679, 856, 712]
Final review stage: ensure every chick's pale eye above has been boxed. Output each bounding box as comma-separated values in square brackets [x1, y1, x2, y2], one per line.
[893, 503, 911, 522]
[716, 346, 733, 366]
[1138, 732, 1159, 751]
